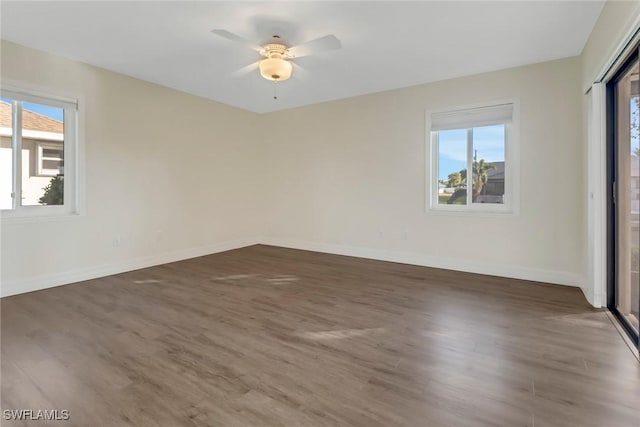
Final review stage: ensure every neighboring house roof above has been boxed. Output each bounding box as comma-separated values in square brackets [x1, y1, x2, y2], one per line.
[0, 100, 63, 133]
[486, 161, 505, 180]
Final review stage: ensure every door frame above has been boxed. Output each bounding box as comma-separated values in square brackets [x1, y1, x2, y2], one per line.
[606, 45, 640, 348]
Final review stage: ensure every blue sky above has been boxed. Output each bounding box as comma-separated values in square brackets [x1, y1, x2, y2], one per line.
[1, 97, 64, 121]
[438, 124, 505, 180]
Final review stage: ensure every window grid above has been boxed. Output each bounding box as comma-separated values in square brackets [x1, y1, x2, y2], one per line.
[427, 101, 517, 215]
[1, 88, 78, 217]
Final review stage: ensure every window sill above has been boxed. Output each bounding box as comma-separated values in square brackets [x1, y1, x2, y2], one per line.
[427, 205, 518, 218]
[1, 210, 82, 224]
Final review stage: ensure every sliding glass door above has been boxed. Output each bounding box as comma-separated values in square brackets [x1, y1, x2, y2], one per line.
[609, 46, 640, 348]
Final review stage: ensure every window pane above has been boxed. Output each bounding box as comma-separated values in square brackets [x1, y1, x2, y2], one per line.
[438, 129, 467, 205]
[42, 159, 62, 170]
[21, 102, 64, 206]
[615, 58, 639, 336]
[0, 98, 13, 209]
[472, 125, 505, 204]
[42, 148, 63, 159]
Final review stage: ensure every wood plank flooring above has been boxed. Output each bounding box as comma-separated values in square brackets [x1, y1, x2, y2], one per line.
[2, 245, 639, 426]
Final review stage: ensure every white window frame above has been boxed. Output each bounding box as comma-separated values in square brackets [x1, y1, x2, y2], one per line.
[1, 86, 79, 220]
[37, 142, 64, 176]
[426, 99, 520, 215]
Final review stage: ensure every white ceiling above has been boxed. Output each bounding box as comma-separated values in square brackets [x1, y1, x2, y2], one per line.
[1, 1, 604, 114]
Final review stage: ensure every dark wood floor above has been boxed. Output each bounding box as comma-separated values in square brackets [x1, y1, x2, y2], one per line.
[2, 245, 639, 426]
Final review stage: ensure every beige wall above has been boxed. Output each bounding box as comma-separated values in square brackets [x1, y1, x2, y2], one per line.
[0, 33, 602, 298]
[1, 40, 265, 296]
[260, 57, 586, 288]
[582, 0, 640, 90]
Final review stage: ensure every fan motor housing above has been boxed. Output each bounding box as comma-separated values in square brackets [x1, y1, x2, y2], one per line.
[261, 43, 292, 59]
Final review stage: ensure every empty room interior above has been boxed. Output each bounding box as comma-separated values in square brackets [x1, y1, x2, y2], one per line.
[1, 1, 640, 426]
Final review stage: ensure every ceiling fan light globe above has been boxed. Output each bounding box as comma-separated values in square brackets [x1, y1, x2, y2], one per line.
[259, 58, 292, 81]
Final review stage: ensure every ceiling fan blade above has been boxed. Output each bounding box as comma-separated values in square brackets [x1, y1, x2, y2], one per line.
[211, 29, 262, 52]
[230, 61, 260, 78]
[291, 63, 308, 81]
[288, 34, 341, 58]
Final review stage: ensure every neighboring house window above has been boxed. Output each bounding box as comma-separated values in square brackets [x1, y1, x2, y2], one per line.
[37, 143, 64, 176]
[0, 88, 78, 216]
[427, 101, 518, 213]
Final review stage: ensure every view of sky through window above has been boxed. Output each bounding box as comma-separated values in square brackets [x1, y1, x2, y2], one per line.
[438, 124, 505, 180]
[1, 97, 63, 121]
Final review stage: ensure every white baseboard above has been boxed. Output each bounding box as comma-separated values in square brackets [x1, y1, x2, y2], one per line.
[0, 237, 259, 298]
[1, 235, 588, 302]
[259, 237, 586, 289]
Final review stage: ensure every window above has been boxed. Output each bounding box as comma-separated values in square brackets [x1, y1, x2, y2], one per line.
[428, 101, 518, 213]
[607, 47, 639, 346]
[37, 143, 64, 176]
[1, 88, 78, 216]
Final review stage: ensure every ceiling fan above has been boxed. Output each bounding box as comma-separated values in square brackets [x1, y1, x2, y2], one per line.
[211, 29, 341, 82]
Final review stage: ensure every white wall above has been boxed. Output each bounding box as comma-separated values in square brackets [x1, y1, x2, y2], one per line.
[0, 41, 264, 296]
[260, 57, 586, 289]
[0, 41, 591, 300]
[0, 146, 12, 209]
